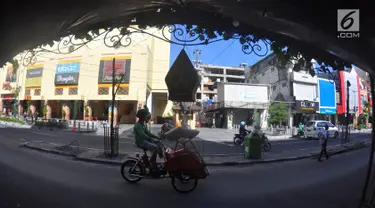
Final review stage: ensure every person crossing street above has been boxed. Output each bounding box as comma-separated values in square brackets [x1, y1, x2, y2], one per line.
[318, 124, 330, 162]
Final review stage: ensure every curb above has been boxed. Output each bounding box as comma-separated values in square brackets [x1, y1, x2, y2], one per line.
[22, 143, 78, 157]
[22, 140, 371, 167]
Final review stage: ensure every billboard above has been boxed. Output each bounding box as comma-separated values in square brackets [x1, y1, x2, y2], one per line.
[55, 61, 80, 85]
[25, 65, 43, 87]
[223, 84, 268, 103]
[6, 66, 16, 82]
[343, 70, 360, 113]
[98, 57, 131, 84]
[318, 78, 337, 114]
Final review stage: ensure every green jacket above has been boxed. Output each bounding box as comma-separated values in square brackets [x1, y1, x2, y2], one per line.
[133, 122, 158, 147]
[299, 124, 304, 131]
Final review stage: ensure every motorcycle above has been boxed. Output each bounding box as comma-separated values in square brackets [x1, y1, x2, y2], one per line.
[297, 130, 304, 138]
[233, 131, 272, 152]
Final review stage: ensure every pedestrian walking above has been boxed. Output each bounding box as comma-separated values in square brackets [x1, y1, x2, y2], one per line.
[318, 124, 330, 162]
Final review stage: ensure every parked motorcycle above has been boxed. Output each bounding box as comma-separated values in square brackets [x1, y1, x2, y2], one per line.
[233, 131, 272, 152]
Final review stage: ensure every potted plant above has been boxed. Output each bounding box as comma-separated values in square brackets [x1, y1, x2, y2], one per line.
[43, 105, 48, 119]
[84, 106, 89, 121]
[62, 108, 66, 120]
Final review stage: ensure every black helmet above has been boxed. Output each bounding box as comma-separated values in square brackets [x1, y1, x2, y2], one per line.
[136, 108, 151, 120]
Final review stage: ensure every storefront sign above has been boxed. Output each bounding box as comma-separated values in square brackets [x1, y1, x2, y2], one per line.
[55, 61, 80, 86]
[98, 58, 131, 84]
[1, 94, 14, 100]
[25, 66, 44, 87]
[55, 73, 79, 85]
[26, 68, 43, 78]
[25, 77, 42, 87]
[295, 100, 319, 112]
[56, 62, 80, 74]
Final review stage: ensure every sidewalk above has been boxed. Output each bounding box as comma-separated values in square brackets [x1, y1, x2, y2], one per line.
[21, 139, 370, 166]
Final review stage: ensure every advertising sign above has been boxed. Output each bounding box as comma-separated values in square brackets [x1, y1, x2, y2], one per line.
[55, 73, 80, 85]
[6, 67, 16, 82]
[318, 78, 337, 114]
[55, 61, 80, 85]
[26, 68, 43, 78]
[25, 65, 43, 87]
[98, 58, 131, 84]
[295, 100, 319, 112]
[56, 62, 80, 74]
[343, 70, 360, 113]
[2, 82, 11, 90]
[223, 84, 268, 103]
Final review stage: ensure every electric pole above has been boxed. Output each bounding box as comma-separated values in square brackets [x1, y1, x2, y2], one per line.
[346, 80, 351, 143]
[110, 58, 116, 156]
[193, 49, 201, 68]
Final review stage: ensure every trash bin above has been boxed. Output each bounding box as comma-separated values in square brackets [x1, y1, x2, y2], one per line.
[244, 132, 263, 159]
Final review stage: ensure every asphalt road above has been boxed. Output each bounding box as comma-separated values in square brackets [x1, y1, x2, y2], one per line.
[0, 130, 373, 208]
[0, 125, 370, 155]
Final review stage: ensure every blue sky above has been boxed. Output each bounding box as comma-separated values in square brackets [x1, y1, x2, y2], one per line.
[169, 37, 271, 67]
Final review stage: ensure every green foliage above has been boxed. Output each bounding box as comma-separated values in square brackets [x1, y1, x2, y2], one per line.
[0, 116, 24, 124]
[84, 106, 89, 116]
[43, 105, 48, 117]
[268, 103, 289, 125]
[62, 109, 66, 118]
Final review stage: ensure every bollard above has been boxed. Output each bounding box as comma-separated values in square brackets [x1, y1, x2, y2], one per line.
[78, 122, 81, 132]
[92, 122, 94, 130]
[87, 122, 89, 131]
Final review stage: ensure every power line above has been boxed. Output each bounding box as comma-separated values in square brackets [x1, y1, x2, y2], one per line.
[208, 39, 236, 64]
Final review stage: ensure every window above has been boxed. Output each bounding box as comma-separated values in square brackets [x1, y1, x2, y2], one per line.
[55, 88, 63, 95]
[336, 91, 341, 105]
[98, 87, 109, 95]
[317, 122, 327, 128]
[306, 122, 315, 127]
[117, 87, 129, 95]
[25, 89, 31, 96]
[272, 86, 276, 91]
[69, 87, 78, 95]
[34, 89, 41, 96]
[282, 83, 287, 87]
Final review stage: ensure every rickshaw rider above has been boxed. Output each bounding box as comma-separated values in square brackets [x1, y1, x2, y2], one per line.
[134, 108, 162, 173]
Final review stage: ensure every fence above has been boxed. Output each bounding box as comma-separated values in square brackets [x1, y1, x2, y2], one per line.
[103, 125, 119, 156]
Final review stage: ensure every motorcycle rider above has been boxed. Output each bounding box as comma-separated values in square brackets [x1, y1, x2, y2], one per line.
[133, 108, 161, 173]
[239, 121, 251, 136]
[298, 122, 304, 136]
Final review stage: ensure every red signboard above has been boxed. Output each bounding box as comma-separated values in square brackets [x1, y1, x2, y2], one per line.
[1, 94, 14, 100]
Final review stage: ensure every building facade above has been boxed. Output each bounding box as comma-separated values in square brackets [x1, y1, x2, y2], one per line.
[0, 27, 172, 124]
[206, 83, 270, 129]
[246, 53, 319, 127]
[195, 63, 248, 127]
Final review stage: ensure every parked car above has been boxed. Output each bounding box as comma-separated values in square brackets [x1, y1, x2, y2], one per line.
[303, 120, 339, 139]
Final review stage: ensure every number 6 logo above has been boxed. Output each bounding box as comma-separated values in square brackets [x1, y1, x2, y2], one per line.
[341, 11, 356, 30]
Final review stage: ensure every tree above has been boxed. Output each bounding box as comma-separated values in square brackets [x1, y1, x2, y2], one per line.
[268, 103, 288, 126]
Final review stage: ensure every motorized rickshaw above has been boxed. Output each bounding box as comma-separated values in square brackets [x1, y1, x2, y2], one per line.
[120, 127, 210, 193]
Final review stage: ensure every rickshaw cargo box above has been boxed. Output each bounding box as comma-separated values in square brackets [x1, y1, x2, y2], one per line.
[165, 150, 209, 179]
[164, 127, 199, 141]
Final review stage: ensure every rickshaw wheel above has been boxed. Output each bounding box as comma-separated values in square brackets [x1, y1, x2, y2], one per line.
[121, 160, 144, 183]
[171, 171, 198, 193]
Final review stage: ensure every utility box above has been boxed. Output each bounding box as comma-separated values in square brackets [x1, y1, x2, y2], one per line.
[244, 132, 262, 159]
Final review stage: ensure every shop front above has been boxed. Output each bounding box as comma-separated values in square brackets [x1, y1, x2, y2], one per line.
[293, 100, 319, 126]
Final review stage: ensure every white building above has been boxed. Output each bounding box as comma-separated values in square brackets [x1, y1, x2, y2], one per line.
[246, 54, 319, 127]
[205, 83, 270, 129]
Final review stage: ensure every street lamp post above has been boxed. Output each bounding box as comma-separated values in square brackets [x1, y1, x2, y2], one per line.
[345, 80, 351, 143]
